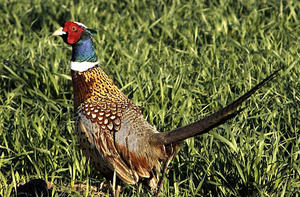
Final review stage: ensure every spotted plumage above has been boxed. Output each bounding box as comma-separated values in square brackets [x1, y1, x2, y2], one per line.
[71, 67, 134, 132]
[71, 66, 161, 185]
[53, 21, 280, 193]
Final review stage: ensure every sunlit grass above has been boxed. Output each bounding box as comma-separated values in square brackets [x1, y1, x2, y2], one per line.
[0, 0, 299, 196]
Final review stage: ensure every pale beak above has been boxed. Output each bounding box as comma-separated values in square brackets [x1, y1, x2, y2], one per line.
[52, 27, 66, 36]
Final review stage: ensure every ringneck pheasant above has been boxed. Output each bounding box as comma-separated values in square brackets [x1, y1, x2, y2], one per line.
[53, 21, 280, 191]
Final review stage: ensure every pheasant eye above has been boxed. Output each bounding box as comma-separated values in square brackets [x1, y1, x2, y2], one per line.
[71, 26, 77, 31]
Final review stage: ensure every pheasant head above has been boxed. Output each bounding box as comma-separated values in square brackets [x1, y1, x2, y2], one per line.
[52, 21, 98, 71]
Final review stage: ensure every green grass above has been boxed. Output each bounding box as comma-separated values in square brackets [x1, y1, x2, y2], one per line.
[0, 0, 299, 196]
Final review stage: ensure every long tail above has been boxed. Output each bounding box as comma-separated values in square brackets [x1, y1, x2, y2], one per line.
[150, 69, 281, 146]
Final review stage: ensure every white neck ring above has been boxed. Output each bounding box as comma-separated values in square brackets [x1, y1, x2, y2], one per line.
[70, 61, 98, 72]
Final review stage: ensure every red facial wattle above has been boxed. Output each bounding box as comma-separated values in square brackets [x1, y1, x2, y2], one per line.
[62, 21, 84, 45]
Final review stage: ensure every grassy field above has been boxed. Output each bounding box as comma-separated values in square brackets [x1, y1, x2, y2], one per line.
[0, 0, 299, 196]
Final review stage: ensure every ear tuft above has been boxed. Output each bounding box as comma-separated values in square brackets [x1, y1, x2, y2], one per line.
[87, 28, 97, 35]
